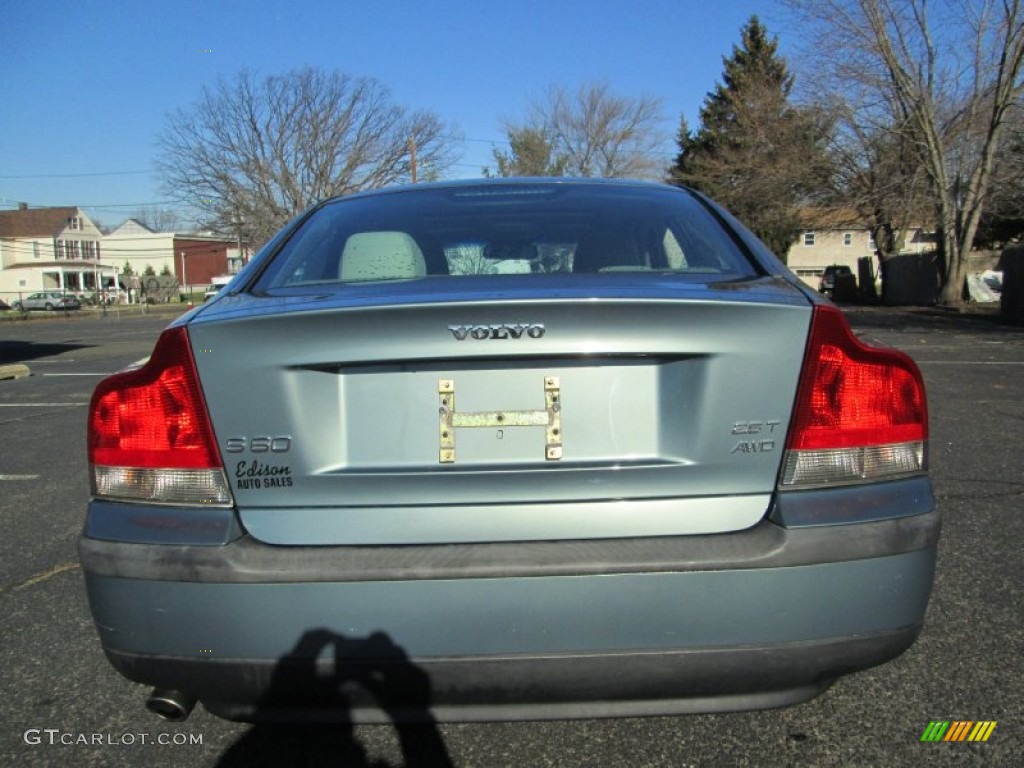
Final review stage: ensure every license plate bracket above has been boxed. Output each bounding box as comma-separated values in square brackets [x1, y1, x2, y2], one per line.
[439, 376, 562, 463]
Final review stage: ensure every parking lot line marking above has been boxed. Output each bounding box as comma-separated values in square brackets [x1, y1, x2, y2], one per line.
[0, 403, 88, 407]
[10, 563, 80, 592]
[916, 361, 1024, 365]
[0, 475, 39, 480]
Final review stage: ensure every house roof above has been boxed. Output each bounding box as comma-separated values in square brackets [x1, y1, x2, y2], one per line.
[796, 207, 866, 230]
[0, 207, 80, 238]
[109, 218, 155, 236]
[796, 206, 930, 231]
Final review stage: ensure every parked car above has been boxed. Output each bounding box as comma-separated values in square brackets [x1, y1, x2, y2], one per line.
[12, 291, 81, 311]
[81, 179, 936, 724]
[818, 264, 855, 297]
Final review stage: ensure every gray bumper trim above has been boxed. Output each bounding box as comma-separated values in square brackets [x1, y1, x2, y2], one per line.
[770, 476, 934, 527]
[80, 505, 939, 584]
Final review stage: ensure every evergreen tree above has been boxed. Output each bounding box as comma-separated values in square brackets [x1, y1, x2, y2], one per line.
[488, 127, 569, 177]
[671, 17, 833, 260]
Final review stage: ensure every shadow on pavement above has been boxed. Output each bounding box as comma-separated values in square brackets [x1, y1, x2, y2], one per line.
[840, 305, 1024, 335]
[216, 629, 453, 768]
[0, 340, 94, 365]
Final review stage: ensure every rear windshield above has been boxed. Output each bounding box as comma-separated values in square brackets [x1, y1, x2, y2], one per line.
[253, 183, 758, 289]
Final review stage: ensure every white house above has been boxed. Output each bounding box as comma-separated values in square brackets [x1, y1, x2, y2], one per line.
[102, 219, 180, 279]
[0, 204, 119, 304]
[103, 219, 247, 292]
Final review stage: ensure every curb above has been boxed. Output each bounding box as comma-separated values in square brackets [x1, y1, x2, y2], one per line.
[1, 306, 187, 323]
[0, 364, 31, 380]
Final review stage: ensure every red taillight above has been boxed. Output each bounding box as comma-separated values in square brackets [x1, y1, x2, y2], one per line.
[88, 327, 231, 505]
[781, 305, 927, 487]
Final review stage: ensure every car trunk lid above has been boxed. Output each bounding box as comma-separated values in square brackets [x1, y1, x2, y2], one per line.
[188, 277, 811, 544]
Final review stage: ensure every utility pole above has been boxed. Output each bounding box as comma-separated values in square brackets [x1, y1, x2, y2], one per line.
[409, 137, 418, 183]
[233, 213, 246, 269]
[180, 251, 189, 305]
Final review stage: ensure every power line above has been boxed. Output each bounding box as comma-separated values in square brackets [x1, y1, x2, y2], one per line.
[0, 241, 234, 259]
[0, 132, 674, 183]
[462, 137, 508, 145]
[0, 201, 183, 211]
[0, 139, 503, 185]
[0, 132, 679, 212]
[0, 170, 151, 180]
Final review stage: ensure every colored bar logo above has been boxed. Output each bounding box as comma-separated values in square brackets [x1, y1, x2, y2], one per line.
[920, 721, 997, 742]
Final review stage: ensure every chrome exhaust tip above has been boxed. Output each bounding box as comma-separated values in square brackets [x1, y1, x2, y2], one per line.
[145, 689, 197, 721]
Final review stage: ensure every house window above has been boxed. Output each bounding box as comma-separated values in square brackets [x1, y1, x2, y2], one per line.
[69, 216, 81, 230]
[803, 232, 816, 246]
[33, 242, 41, 259]
[795, 268, 825, 278]
[843, 232, 853, 246]
[57, 240, 79, 259]
[55, 240, 65, 259]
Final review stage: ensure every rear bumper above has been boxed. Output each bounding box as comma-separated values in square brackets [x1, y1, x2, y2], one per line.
[105, 629, 920, 722]
[79, 482, 939, 721]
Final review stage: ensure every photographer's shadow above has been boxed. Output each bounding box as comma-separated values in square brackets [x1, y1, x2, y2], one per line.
[216, 628, 453, 768]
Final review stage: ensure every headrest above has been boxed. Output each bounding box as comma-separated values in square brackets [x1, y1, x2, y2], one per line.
[340, 231, 426, 281]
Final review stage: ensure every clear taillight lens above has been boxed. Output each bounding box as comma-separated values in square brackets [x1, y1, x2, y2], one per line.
[781, 305, 927, 487]
[88, 327, 232, 505]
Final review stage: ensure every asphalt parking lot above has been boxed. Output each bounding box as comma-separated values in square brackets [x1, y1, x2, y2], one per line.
[0, 305, 1021, 767]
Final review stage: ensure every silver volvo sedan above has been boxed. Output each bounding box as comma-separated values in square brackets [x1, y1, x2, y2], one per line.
[80, 179, 937, 723]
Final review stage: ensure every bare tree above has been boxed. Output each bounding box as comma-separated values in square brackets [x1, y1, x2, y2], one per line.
[132, 206, 182, 233]
[828, 110, 932, 260]
[157, 67, 460, 246]
[493, 82, 666, 179]
[786, 0, 1024, 306]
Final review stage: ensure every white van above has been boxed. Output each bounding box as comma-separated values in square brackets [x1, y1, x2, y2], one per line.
[205, 275, 233, 300]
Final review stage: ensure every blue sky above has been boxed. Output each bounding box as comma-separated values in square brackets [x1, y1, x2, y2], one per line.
[0, 0, 787, 228]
